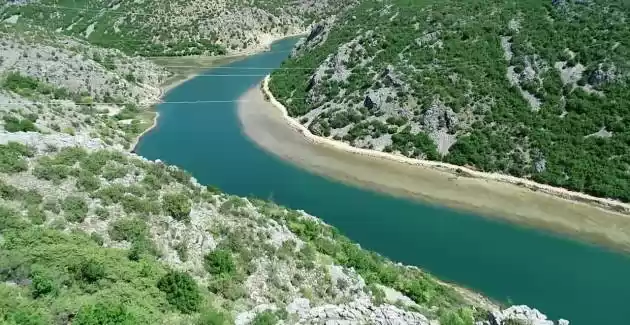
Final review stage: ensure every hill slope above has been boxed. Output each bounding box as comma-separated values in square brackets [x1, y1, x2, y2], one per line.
[1, 0, 357, 56]
[0, 16, 566, 325]
[269, 0, 630, 202]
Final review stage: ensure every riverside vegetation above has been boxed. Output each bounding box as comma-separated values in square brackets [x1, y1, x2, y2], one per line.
[269, 0, 630, 203]
[0, 4, 567, 325]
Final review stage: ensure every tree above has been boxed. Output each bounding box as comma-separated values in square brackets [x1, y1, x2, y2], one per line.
[156, 270, 202, 314]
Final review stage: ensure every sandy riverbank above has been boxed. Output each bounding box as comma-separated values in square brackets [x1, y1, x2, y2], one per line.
[237, 78, 630, 252]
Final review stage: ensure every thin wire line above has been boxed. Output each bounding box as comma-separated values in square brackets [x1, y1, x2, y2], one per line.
[0, 98, 310, 106]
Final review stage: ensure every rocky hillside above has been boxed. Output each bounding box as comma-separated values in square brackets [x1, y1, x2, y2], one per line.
[269, 0, 630, 202]
[0, 22, 168, 150]
[0, 8, 567, 325]
[0, 133, 568, 325]
[1, 0, 357, 56]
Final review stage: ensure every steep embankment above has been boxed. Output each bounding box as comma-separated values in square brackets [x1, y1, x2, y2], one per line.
[1, 0, 356, 56]
[0, 19, 567, 325]
[269, 0, 630, 205]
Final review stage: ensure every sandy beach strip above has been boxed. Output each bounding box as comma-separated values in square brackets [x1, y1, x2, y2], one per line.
[237, 78, 630, 252]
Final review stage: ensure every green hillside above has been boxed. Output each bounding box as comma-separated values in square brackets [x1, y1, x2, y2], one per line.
[269, 0, 630, 202]
[1, 0, 354, 56]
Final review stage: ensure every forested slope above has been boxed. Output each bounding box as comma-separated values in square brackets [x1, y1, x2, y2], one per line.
[269, 0, 630, 202]
[1, 0, 356, 56]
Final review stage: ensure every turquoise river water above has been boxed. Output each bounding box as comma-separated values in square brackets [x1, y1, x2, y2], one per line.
[136, 38, 630, 325]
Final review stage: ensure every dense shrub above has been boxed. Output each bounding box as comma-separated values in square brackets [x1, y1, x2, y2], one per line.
[92, 184, 126, 204]
[128, 237, 158, 261]
[156, 271, 202, 314]
[75, 258, 106, 283]
[102, 164, 128, 181]
[61, 196, 89, 222]
[27, 207, 46, 225]
[0, 141, 33, 173]
[121, 194, 159, 215]
[3, 115, 39, 133]
[80, 150, 111, 174]
[251, 311, 278, 325]
[43, 199, 60, 214]
[197, 310, 232, 325]
[108, 218, 147, 242]
[162, 193, 192, 221]
[207, 276, 246, 301]
[33, 158, 71, 183]
[73, 302, 139, 325]
[76, 171, 101, 192]
[95, 206, 110, 220]
[439, 307, 475, 325]
[203, 249, 236, 276]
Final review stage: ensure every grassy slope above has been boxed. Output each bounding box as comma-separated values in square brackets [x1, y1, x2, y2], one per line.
[269, 0, 630, 202]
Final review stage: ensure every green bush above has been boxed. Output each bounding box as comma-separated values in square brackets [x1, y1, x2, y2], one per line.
[197, 310, 232, 325]
[53, 147, 88, 166]
[33, 159, 71, 183]
[43, 199, 60, 214]
[3, 115, 39, 133]
[62, 196, 89, 222]
[251, 311, 278, 325]
[207, 276, 246, 301]
[80, 150, 111, 174]
[2, 306, 49, 325]
[95, 206, 110, 220]
[30, 270, 57, 298]
[92, 184, 126, 204]
[76, 171, 101, 192]
[174, 242, 189, 262]
[90, 232, 105, 246]
[128, 237, 158, 261]
[73, 302, 139, 325]
[75, 258, 106, 283]
[0, 180, 20, 200]
[22, 189, 43, 206]
[162, 193, 192, 221]
[203, 249, 236, 276]
[121, 194, 160, 215]
[102, 164, 128, 181]
[27, 207, 46, 225]
[108, 218, 148, 242]
[156, 271, 202, 314]
[439, 307, 474, 325]
[0, 141, 33, 173]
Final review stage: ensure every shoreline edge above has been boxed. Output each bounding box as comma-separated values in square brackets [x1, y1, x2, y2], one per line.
[261, 75, 630, 217]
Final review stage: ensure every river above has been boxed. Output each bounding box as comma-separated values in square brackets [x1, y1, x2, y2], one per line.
[136, 37, 630, 325]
